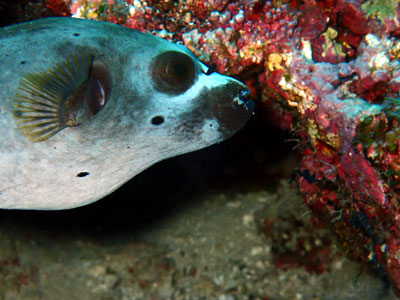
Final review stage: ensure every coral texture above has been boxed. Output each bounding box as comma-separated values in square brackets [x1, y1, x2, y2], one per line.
[44, 0, 400, 297]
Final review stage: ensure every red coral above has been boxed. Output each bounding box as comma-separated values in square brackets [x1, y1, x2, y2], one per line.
[338, 0, 370, 35]
[297, 0, 327, 40]
[44, 0, 71, 16]
[311, 34, 346, 64]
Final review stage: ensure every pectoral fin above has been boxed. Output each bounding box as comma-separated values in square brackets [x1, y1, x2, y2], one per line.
[13, 53, 93, 142]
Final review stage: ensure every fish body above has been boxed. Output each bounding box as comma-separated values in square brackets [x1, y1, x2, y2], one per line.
[0, 17, 253, 210]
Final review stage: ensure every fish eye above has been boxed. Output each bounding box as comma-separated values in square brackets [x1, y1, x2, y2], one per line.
[151, 51, 196, 94]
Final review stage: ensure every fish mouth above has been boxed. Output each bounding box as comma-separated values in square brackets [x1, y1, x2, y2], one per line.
[233, 89, 255, 114]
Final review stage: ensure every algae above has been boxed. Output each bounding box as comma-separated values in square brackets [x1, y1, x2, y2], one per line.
[361, 0, 400, 22]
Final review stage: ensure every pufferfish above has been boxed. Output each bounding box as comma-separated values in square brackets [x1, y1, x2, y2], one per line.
[0, 17, 253, 210]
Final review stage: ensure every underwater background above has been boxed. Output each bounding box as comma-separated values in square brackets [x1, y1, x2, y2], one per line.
[1, 0, 400, 299]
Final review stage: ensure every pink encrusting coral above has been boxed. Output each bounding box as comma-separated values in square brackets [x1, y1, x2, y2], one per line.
[68, 0, 301, 76]
[47, 0, 400, 296]
[267, 1, 400, 295]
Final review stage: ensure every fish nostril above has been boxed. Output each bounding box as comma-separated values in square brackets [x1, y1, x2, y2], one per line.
[205, 63, 217, 75]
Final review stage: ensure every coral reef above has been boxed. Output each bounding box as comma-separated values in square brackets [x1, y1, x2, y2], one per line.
[19, 0, 400, 297]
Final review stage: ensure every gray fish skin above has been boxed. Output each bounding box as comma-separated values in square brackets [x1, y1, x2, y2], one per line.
[0, 17, 253, 210]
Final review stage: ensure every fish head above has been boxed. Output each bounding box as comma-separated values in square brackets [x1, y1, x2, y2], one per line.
[105, 40, 254, 158]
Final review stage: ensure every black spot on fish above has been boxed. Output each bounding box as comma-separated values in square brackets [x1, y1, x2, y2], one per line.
[151, 116, 164, 125]
[77, 172, 90, 177]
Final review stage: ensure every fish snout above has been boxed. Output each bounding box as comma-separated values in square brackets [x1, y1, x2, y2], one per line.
[206, 79, 254, 139]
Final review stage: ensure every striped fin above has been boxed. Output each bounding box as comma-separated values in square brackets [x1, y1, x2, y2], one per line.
[13, 53, 93, 142]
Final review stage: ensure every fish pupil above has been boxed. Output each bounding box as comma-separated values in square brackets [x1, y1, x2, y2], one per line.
[170, 62, 187, 78]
